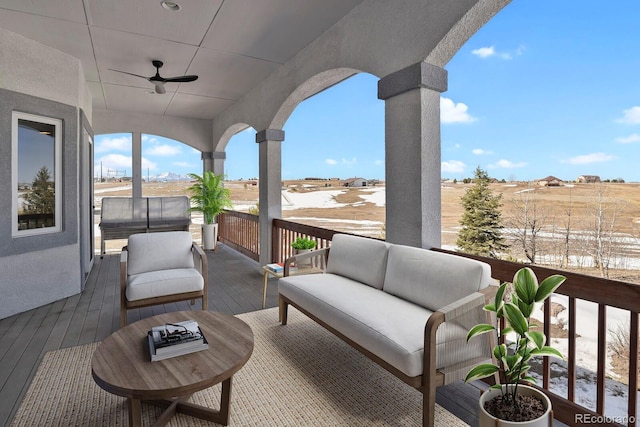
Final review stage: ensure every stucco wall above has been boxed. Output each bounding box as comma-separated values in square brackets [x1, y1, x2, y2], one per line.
[0, 28, 87, 319]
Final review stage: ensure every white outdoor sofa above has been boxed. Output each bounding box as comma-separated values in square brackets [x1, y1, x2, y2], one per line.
[278, 234, 495, 427]
[99, 196, 191, 257]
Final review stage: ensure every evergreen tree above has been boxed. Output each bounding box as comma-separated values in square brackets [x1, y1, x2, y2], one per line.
[23, 166, 55, 215]
[456, 167, 506, 257]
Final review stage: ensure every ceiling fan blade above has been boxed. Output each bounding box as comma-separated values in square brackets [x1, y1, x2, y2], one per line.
[163, 75, 199, 83]
[109, 68, 150, 80]
[154, 83, 166, 94]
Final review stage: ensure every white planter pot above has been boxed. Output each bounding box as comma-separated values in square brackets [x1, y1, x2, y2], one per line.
[293, 248, 313, 267]
[479, 385, 552, 427]
[202, 223, 218, 251]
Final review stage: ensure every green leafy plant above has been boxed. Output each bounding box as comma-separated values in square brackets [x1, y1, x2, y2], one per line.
[465, 267, 566, 415]
[186, 171, 232, 224]
[291, 237, 317, 250]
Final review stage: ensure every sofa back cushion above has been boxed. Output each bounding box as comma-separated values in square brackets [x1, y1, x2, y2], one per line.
[326, 234, 390, 289]
[383, 245, 491, 311]
[127, 231, 195, 275]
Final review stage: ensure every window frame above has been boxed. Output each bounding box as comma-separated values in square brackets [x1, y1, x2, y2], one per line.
[11, 111, 63, 237]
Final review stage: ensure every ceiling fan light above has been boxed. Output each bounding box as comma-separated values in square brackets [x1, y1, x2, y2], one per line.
[161, 1, 181, 11]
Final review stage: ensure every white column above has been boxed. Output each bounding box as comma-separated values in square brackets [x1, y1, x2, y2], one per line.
[378, 61, 447, 249]
[132, 132, 142, 198]
[256, 129, 284, 265]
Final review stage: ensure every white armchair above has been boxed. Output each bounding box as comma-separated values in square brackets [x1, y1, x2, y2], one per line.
[120, 231, 208, 327]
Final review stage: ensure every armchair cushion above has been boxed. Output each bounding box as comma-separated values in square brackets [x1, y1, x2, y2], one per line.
[126, 231, 195, 275]
[126, 268, 204, 301]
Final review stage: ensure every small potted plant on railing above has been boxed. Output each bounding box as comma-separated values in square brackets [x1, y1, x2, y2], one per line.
[290, 237, 317, 267]
[465, 267, 566, 426]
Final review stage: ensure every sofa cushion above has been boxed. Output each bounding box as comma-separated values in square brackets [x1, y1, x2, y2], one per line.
[127, 231, 195, 275]
[326, 234, 390, 289]
[126, 268, 204, 301]
[279, 273, 482, 377]
[383, 246, 491, 312]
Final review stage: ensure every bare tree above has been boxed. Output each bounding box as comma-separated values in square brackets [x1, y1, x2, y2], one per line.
[506, 183, 545, 263]
[583, 184, 625, 278]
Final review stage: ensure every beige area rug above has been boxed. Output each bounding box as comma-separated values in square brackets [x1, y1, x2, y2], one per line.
[12, 307, 467, 426]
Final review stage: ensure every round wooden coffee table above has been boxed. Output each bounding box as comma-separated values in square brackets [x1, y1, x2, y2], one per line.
[91, 311, 254, 427]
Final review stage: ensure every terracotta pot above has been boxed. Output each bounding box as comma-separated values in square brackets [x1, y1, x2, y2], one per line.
[202, 223, 218, 251]
[479, 385, 552, 427]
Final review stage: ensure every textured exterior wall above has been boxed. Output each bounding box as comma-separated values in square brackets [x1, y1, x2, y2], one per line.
[0, 28, 87, 319]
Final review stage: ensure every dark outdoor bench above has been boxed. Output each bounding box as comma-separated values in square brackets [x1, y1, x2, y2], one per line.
[99, 196, 191, 258]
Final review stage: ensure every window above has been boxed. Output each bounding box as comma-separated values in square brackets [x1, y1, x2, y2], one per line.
[12, 112, 63, 236]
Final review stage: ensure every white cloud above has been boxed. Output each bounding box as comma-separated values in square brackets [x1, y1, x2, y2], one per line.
[472, 45, 524, 60]
[95, 136, 131, 153]
[472, 46, 495, 58]
[565, 152, 615, 165]
[488, 159, 527, 169]
[145, 144, 182, 156]
[472, 148, 492, 155]
[617, 106, 640, 124]
[441, 160, 466, 173]
[341, 157, 357, 165]
[616, 133, 640, 144]
[141, 135, 158, 144]
[441, 97, 476, 124]
[374, 160, 384, 166]
[325, 159, 338, 165]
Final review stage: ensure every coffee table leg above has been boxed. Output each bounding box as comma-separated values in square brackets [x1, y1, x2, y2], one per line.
[127, 398, 142, 427]
[219, 377, 233, 425]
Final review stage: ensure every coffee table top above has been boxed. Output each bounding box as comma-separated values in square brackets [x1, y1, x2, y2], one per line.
[91, 311, 254, 400]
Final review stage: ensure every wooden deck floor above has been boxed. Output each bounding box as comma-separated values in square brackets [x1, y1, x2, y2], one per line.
[0, 243, 490, 426]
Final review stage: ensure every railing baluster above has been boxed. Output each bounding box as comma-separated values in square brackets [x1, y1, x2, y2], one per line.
[568, 297, 576, 402]
[543, 298, 551, 390]
[629, 311, 639, 426]
[597, 304, 607, 415]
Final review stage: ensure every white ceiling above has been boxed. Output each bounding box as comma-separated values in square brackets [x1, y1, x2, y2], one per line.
[0, 0, 364, 120]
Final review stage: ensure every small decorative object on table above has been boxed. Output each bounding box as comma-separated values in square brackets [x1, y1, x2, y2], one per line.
[465, 267, 566, 426]
[290, 237, 317, 267]
[148, 319, 209, 361]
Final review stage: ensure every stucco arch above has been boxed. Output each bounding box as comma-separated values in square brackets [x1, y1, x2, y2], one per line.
[214, 123, 256, 153]
[269, 68, 363, 131]
[93, 110, 213, 153]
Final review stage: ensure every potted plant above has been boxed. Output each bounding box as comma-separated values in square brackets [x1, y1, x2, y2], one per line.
[186, 171, 232, 250]
[465, 267, 566, 426]
[291, 237, 317, 267]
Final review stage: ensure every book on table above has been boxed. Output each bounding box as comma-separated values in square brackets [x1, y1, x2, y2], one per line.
[147, 319, 209, 362]
[265, 262, 297, 273]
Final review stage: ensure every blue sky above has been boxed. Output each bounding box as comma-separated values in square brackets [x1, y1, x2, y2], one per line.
[95, 1, 640, 182]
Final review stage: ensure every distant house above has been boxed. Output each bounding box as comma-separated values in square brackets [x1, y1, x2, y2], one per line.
[343, 177, 367, 187]
[577, 175, 600, 183]
[536, 176, 563, 187]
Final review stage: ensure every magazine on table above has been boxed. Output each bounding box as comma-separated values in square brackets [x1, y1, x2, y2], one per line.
[147, 319, 208, 362]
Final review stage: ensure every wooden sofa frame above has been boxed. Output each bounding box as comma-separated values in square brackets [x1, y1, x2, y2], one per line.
[278, 247, 495, 427]
[120, 241, 208, 327]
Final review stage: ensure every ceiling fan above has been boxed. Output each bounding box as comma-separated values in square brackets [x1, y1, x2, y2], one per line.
[109, 60, 198, 94]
